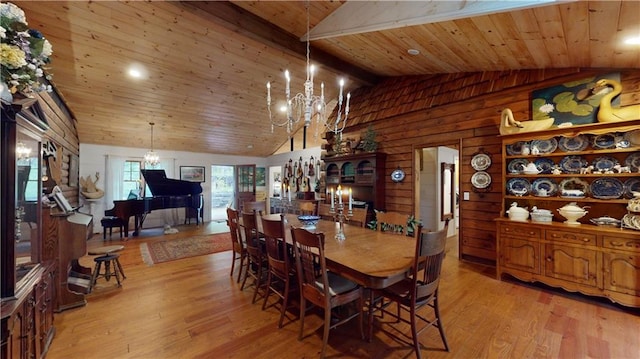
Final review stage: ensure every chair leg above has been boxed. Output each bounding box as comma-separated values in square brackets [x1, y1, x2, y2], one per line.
[278, 277, 290, 328]
[298, 298, 306, 341]
[321, 306, 331, 359]
[358, 293, 364, 340]
[240, 259, 252, 290]
[434, 295, 450, 352]
[410, 305, 422, 359]
[230, 252, 236, 277]
[114, 257, 126, 279]
[251, 264, 263, 304]
[262, 272, 273, 310]
[236, 255, 246, 283]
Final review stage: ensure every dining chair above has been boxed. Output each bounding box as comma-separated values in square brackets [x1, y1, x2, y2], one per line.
[375, 210, 410, 235]
[290, 227, 364, 359]
[261, 214, 297, 328]
[226, 207, 247, 283]
[347, 204, 369, 228]
[375, 223, 450, 359]
[240, 210, 268, 304]
[317, 202, 334, 221]
[243, 200, 267, 214]
[298, 201, 317, 215]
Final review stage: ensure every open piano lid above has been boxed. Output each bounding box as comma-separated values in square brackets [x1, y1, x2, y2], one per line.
[141, 169, 203, 196]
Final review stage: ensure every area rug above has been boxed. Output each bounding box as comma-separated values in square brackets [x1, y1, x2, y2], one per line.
[140, 233, 232, 265]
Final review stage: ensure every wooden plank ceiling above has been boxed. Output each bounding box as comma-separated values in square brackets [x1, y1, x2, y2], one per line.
[15, 1, 639, 157]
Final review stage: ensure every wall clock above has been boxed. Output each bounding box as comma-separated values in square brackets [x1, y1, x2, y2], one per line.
[391, 167, 405, 182]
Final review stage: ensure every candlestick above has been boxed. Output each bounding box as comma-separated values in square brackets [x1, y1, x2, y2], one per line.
[348, 188, 352, 211]
[288, 184, 291, 202]
[338, 185, 342, 204]
[330, 188, 334, 209]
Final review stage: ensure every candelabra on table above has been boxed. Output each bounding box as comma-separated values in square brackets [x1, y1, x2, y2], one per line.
[330, 202, 352, 241]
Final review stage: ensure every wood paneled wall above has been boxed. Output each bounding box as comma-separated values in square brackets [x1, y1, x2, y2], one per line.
[340, 68, 640, 262]
[35, 89, 80, 205]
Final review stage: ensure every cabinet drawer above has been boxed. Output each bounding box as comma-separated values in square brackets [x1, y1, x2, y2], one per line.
[603, 236, 640, 253]
[500, 223, 541, 239]
[545, 230, 596, 246]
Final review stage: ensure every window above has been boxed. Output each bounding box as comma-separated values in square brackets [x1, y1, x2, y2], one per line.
[122, 160, 141, 199]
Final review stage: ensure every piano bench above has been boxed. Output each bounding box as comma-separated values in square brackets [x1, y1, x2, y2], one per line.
[101, 216, 124, 240]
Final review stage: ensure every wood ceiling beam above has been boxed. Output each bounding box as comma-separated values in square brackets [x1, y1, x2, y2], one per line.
[177, 1, 380, 86]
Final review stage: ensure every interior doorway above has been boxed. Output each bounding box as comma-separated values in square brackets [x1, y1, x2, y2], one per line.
[210, 165, 234, 222]
[415, 144, 460, 252]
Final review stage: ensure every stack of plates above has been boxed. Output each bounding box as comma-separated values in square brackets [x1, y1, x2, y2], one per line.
[622, 214, 640, 231]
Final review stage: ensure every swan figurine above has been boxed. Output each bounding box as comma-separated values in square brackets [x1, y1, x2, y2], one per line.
[594, 79, 640, 123]
[499, 108, 555, 135]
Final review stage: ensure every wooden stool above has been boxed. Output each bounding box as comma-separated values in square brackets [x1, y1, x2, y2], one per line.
[101, 216, 124, 240]
[91, 253, 125, 289]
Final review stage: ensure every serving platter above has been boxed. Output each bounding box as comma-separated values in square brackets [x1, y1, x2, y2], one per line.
[559, 155, 588, 174]
[507, 158, 528, 174]
[592, 156, 619, 173]
[624, 178, 640, 199]
[559, 177, 589, 198]
[558, 135, 589, 152]
[530, 138, 557, 154]
[592, 133, 617, 149]
[505, 141, 526, 156]
[506, 177, 530, 196]
[590, 177, 624, 199]
[534, 158, 555, 174]
[531, 177, 558, 197]
[625, 152, 640, 172]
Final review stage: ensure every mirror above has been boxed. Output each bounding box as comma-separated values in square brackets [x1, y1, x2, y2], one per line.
[15, 130, 41, 283]
[441, 162, 455, 221]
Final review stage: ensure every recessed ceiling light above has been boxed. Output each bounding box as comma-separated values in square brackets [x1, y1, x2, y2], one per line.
[407, 49, 420, 56]
[127, 63, 148, 79]
[624, 36, 640, 45]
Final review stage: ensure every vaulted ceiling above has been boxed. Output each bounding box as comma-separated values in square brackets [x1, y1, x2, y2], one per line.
[16, 1, 640, 157]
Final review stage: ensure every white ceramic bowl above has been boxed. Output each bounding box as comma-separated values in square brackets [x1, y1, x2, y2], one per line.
[557, 209, 587, 225]
[507, 209, 529, 221]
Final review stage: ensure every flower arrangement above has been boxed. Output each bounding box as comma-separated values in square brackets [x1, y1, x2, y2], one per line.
[1, 2, 53, 97]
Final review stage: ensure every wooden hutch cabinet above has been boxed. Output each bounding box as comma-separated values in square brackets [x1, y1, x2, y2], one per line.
[1, 99, 56, 358]
[497, 120, 640, 308]
[324, 152, 386, 221]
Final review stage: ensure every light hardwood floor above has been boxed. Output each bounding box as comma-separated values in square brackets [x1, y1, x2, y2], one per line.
[46, 222, 640, 359]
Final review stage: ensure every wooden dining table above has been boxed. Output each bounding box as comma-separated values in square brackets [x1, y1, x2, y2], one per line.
[256, 213, 416, 290]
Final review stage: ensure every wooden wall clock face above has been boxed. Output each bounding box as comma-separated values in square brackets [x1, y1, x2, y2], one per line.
[391, 168, 405, 182]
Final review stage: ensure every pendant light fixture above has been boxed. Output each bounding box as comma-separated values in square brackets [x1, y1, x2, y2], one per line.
[144, 122, 159, 167]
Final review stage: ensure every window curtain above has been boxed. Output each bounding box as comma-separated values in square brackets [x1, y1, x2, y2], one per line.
[105, 155, 126, 203]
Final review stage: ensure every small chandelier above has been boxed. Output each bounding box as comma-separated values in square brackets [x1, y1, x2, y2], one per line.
[266, 1, 351, 138]
[16, 141, 31, 161]
[144, 122, 159, 167]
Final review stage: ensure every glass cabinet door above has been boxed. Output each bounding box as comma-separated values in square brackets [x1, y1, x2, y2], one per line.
[15, 129, 42, 285]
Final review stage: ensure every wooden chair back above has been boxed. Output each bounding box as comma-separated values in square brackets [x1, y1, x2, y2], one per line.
[290, 226, 364, 356]
[298, 201, 317, 215]
[241, 210, 262, 256]
[226, 207, 243, 254]
[347, 204, 369, 228]
[261, 214, 290, 280]
[413, 223, 447, 300]
[375, 210, 410, 235]
[243, 200, 266, 214]
[317, 203, 334, 221]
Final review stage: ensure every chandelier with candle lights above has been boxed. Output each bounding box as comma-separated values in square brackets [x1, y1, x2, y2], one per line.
[266, 1, 351, 138]
[144, 122, 159, 167]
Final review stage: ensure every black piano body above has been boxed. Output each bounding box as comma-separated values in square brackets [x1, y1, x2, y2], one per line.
[105, 169, 203, 237]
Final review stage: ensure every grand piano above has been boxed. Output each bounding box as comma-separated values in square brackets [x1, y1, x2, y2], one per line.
[105, 169, 203, 237]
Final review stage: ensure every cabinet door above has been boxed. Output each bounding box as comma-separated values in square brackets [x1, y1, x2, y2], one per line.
[603, 252, 640, 296]
[500, 237, 541, 274]
[544, 244, 600, 287]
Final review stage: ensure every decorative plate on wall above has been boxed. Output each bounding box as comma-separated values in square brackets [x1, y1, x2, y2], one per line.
[471, 171, 491, 189]
[471, 153, 491, 171]
[391, 167, 405, 183]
